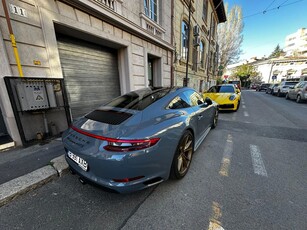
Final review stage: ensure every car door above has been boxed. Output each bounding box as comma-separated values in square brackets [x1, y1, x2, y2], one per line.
[294, 82, 303, 98]
[182, 90, 213, 140]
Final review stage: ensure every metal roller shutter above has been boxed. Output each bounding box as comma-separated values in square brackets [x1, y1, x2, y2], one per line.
[57, 35, 120, 119]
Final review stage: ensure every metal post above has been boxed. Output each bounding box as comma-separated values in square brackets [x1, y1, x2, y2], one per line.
[268, 61, 274, 83]
[2, 0, 24, 77]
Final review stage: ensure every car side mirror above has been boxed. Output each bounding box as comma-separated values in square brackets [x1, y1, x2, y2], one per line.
[205, 97, 212, 105]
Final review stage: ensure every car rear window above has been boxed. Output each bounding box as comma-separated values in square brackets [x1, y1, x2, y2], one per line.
[104, 88, 171, 111]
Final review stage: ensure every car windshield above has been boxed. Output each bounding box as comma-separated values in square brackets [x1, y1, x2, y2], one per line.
[209, 85, 235, 93]
[285, 82, 298, 86]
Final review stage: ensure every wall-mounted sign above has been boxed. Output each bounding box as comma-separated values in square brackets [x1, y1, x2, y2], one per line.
[33, 60, 41, 66]
[9, 4, 27, 18]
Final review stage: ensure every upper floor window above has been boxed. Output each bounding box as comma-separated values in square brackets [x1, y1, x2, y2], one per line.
[144, 0, 157, 22]
[181, 21, 189, 60]
[199, 41, 205, 68]
[202, 0, 208, 23]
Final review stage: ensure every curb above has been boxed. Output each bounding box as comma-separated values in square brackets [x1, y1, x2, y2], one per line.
[0, 154, 68, 207]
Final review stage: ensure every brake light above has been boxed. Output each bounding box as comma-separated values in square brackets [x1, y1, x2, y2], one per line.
[71, 126, 160, 152]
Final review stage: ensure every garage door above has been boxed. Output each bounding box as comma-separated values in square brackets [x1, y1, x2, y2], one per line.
[57, 35, 120, 119]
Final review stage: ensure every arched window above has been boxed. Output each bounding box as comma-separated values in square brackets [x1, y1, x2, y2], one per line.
[181, 21, 189, 60]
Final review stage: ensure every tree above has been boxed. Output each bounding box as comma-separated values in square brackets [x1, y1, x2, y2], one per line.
[232, 64, 260, 87]
[269, 44, 284, 58]
[217, 4, 244, 75]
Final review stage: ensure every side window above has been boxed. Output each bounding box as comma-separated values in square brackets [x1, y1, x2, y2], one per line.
[167, 96, 190, 109]
[208, 86, 216, 93]
[182, 90, 204, 107]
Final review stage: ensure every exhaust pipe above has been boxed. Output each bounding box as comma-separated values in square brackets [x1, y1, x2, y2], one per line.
[79, 177, 86, 185]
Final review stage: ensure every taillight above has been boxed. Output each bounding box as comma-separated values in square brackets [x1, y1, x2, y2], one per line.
[71, 126, 160, 152]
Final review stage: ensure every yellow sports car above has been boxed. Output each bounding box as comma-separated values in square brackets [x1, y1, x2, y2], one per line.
[203, 84, 241, 111]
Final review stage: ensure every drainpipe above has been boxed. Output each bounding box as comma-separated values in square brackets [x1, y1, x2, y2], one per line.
[2, 0, 23, 77]
[184, 0, 192, 87]
[170, 0, 174, 86]
[206, 0, 224, 84]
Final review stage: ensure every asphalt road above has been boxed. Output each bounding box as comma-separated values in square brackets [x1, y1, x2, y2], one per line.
[0, 90, 306, 230]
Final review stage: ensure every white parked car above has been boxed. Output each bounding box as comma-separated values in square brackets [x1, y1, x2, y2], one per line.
[273, 81, 299, 97]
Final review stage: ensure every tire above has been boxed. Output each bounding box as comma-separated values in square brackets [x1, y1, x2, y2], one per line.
[277, 91, 281, 97]
[296, 95, 302, 103]
[235, 100, 240, 112]
[211, 109, 218, 129]
[170, 130, 194, 180]
[285, 93, 289, 100]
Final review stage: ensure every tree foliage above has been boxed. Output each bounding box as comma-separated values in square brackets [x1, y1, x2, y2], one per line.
[217, 4, 244, 74]
[269, 44, 284, 58]
[232, 64, 260, 86]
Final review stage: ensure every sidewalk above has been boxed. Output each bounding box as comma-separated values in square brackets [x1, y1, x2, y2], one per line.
[0, 138, 69, 207]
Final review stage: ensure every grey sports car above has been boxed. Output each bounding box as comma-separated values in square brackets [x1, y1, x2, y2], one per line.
[62, 87, 218, 193]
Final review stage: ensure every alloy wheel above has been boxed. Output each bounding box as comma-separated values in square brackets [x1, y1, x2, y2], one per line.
[177, 133, 193, 175]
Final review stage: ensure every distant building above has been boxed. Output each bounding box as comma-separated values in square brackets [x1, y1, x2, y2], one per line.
[284, 28, 307, 57]
[225, 57, 307, 83]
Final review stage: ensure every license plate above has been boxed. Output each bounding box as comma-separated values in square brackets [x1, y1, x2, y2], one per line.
[68, 151, 88, 171]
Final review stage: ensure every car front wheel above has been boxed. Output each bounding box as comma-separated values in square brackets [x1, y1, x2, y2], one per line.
[170, 130, 194, 179]
[285, 93, 290, 100]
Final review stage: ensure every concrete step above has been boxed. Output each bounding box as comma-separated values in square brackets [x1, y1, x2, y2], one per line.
[0, 135, 15, 151]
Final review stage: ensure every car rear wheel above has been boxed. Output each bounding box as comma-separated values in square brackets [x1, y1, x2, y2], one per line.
[170, 130, 194, 179]
[211, 109, 218, 129]
[277, 91, 281, 97]
[296, 95, 302, 103]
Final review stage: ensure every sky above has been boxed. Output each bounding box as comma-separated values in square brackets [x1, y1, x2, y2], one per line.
[225, 0, 307, 61]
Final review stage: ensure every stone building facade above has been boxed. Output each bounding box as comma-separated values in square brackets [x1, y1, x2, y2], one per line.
[173, 0, 226, 91]
[0, 0, 173, 146]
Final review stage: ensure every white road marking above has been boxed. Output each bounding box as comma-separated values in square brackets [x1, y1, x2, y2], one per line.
[219, 134, 233, 177]
[244, 111, 249, 117]
[242, 105, 246, 109]
[250, 145, 268, 177]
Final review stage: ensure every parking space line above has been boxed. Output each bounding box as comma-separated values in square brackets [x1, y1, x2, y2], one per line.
[208, 202, 225, 230]
[250, 145, 268, 177]
[219, 134, 233, 177]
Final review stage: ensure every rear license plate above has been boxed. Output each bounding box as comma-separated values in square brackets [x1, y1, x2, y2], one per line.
[68, 151, 88, 171]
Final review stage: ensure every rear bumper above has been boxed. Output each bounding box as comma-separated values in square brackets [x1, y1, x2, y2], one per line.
[64, 145, 170, 193]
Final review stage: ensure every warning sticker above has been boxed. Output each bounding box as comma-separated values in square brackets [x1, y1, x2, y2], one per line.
[33, 90, 44, 101]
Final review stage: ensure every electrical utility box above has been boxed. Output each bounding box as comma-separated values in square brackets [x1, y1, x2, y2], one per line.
[16, 81, 57, 111]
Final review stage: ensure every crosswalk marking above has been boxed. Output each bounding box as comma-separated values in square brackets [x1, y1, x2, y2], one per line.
[250, 145, 268, 177]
